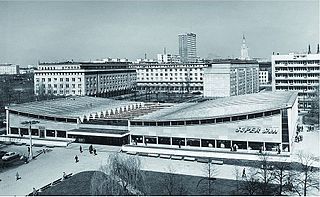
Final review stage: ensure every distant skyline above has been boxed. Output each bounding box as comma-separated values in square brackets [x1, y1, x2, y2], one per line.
[0, 0, 319, 66]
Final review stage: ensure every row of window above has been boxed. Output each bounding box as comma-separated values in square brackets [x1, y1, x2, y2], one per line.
[10, 127, 67, 138]
[138, 77, 203, 81]
[36, 84, 82, 88]
[36, 77, 82, 82]
[9, 110, 78, 123]
[275, 60, 320, 64]
[131, 109, 281, 126]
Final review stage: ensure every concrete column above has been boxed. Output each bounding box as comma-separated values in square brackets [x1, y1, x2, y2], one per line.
[214, 139, 216, 148]
[156, 137, 158, 144]
[142, 136, 145, 144]
[247, 141, 249, 150]
[170, 137, 172, 145]
[200, 139, 202, 147]
[5, 109, 9, 135]
[263, 142, 266, 151]
[55, 130, 57, 138]
[184, 138, 187, 146]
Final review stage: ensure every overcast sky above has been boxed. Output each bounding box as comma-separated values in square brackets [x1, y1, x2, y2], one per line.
[0, 0, 319, 66]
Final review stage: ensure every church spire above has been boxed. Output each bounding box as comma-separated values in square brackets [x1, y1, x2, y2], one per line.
[317, 44, 319, 54]
[308, 44, 311, 54]
[240, 34, 249, 60]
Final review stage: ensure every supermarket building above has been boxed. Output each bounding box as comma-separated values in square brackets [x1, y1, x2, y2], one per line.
[5, 91, 298, 153]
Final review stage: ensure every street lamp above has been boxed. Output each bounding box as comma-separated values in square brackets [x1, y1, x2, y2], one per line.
[21, 120, 40, 161]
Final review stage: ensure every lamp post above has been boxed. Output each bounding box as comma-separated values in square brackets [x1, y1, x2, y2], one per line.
[21, 120, 40, 161]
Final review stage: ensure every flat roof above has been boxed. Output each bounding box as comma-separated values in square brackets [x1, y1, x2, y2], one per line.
[68, 128, 129, 135]
[135, 91, 298, 121]
[7, 96, 141, 119]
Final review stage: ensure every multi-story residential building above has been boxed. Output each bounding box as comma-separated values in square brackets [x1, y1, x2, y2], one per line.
[0, 64, 19, 75]
[179, 32, 197, 63]
[272, 52, 320, 112]
[34, 60, 137, 97]
[203, 59, 259, 97]
[258, 61, 272, 85]
[133, 62, 209, 93]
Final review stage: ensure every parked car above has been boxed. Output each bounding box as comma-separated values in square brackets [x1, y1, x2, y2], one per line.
[1, 152, 20, 161]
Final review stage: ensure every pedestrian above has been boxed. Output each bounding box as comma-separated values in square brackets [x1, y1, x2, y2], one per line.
[89, 145, 93, 154]
[32, 187, 37, 196]
[278, 148, 281, 154]
[62, 172, 67, 180]
[28, 147, 30, 153]
[75, 155, 79, 163]
[43, 149, 46, 154]
[16, 172, 21, 181]
[80, 146, 83, 153]
[242, 168, 246, 178]
[93, 149, 97, 155]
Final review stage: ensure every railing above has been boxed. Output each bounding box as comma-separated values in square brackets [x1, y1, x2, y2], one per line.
[27, 173, 73, 196]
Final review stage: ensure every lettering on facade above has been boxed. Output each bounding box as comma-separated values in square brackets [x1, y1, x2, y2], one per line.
[235, 127, 278, 134]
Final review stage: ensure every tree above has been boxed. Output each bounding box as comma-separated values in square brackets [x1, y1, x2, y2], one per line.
[237, 153, 277, 195]
[255, 152, 277, 195]
[196, 161, 218, 195]
[292, 151, 319, 196]
[160, 165, 188, 195]
[272, 161, 294, 195]
[90, 170, 122, 195]
[239, 169, 261, 195]
[90, 153, 146, 195]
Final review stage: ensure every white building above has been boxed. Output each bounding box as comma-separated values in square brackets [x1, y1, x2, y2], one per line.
[203, 60, 259, 97]
[132, 62, 209, 93]
[272, 52, 320, 112]
[34, 60, 137, 97]
[0, 64, 19, 75]
[6, 91, 298, 155]
[179, 33, 197, 63]
[157, 54, 180, 63]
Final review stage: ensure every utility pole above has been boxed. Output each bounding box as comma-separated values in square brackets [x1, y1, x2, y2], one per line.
[21, 120, 40, 161]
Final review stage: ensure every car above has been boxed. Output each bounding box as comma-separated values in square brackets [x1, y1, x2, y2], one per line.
[1, 152, 20, 161]
[0, 151, 7, 158]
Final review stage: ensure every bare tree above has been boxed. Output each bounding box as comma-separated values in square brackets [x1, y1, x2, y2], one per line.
[255, 152, 277, 195]
[272, 161, 294, 195]
[293, 151, 320, 196]
[239, 169, 261, 195]
[90, 153, 146, 195]
[160, 165, 188, 195]
[196, 161, 218, 195]
[90, 170, 122, 195]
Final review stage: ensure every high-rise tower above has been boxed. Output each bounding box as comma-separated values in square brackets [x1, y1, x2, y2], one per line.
[240, 35, 250, 60]
[179, 33, 197, 63]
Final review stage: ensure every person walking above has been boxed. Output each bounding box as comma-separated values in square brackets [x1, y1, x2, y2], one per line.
[242, 168, 246, 178]
[93, 149, 97, 156]
[89, 145, 93, 154]
[75, 155, 79, 163]
[80, 146, 83, 153]
[16, 172, 21, 181]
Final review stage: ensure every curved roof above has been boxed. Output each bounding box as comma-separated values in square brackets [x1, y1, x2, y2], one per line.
[8, 96, 141, 119]
[135, 91, 298, 121]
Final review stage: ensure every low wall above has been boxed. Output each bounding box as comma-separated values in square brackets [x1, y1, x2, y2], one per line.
[0, 135, 74, 147]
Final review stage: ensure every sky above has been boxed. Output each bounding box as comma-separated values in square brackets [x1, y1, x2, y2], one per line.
[0, 0, 319, 66]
